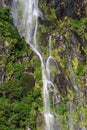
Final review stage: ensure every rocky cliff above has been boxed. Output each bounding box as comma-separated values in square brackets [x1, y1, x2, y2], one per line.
[0, 0, 87, 130]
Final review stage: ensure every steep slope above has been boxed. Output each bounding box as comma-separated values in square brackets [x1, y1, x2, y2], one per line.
[0, 0, 87, 130]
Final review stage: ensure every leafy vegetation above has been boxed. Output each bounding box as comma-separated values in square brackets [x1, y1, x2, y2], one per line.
[0, 7, 43, 130]
[39, 1, 87, 129]
[0, 1, 87, 130]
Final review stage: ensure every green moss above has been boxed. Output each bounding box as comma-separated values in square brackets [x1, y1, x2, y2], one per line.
[72, 57, 78, 72]
[77, 64, 85, 76]
[52, 102, 68, 130]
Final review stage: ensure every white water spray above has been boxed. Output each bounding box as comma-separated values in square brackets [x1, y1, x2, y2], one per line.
[11, 0, 59, 130]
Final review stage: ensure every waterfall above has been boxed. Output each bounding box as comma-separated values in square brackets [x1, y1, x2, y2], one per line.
[11, 0, 60, 130]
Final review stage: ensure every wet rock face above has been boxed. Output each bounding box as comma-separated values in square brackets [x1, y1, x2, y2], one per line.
[0, 0, 12, 7]
[54, 73, 72, 94]
[0, 1, 3, 7]
[2, 0, 86, 18]
[81, 0, 87, 17]
[21, 73, 35, 96]
[63, 0, 78, 18]
[0, 40, 6, 84]
[47, 0, 82, 18]
[4, 0, 12, 6]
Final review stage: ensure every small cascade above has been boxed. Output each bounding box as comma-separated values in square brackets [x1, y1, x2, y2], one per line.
[68, 58, 79, 92]
[44, 36, 60, 130]
[11, 0, 60, 130]
[67, 100, 74, 130]
[49, 36, 52, 56]
[68, 58, 77, 130]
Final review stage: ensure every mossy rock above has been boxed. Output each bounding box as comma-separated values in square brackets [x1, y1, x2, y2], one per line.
[22, 73, 35, 96]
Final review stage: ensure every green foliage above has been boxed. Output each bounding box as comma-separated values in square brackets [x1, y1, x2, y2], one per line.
[52, 102, 68, 130]
[0, 2, 87, 130]
[53, 102, 67, 115]
[77, 64, 85, 76]
[47, 8, 57, 21]
[0, 7, 19, 39]
[72, 57, 78, 72]
[0, 7, 43, 130]
[33, 56, 42, 82]
[38, 6, 87, 128]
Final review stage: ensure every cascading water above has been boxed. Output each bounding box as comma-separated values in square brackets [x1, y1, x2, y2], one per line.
[11, 0, 60, 130]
